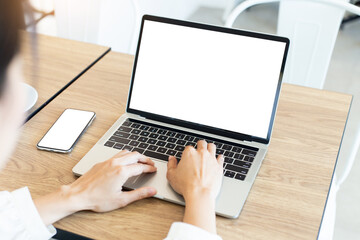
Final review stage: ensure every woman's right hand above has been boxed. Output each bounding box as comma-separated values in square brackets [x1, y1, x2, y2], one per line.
[167, 140, 224, 200]
[35, 150, 157, 226]
[166, 140, 224, 234]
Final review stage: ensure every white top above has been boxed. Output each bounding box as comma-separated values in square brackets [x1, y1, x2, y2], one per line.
[0, 187, 222, 240]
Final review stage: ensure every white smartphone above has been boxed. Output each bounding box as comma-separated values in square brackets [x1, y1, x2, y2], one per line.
[37, 109, 96, 153]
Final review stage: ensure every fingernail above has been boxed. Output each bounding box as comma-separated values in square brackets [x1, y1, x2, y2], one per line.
[148, 188, 156, 195]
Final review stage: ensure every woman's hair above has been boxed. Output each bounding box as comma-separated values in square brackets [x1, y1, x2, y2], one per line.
[0, 0, 25, 96]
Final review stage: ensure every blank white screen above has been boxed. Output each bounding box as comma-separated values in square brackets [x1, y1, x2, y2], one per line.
[129, 20, 286, 139]
[38, 109, 94, 151]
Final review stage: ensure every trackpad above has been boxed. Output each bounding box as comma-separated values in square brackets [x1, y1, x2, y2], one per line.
[123, 160, 184, 204]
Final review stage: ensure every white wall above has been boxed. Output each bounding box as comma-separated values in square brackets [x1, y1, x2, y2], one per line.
[32, 0, 232, 53]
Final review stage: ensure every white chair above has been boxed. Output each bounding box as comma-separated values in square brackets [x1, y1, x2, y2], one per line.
[225, 1, 360, 239]
[54, 0, 141, 54]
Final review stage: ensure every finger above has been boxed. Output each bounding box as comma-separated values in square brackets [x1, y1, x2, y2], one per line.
[197, 140, 207, 151]
[137, 157, 155, 166]
[123, 163, 157, 178]
[120, 187, 157, 206]
[207, 143, 216, 156]
[217, 154, 224, 165]
[114, 151, 152, 166]
[112, 149, 130, 159]
[184, 145, 195, 153]
[167, 156, 178, 170]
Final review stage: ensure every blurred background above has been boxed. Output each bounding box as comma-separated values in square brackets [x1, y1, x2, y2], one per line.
[27, 0, 360, 239]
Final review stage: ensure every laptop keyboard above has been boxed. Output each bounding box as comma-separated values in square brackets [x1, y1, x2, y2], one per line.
[104, 119, 258, 181]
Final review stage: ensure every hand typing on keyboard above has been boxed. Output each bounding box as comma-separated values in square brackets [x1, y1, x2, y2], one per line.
[34, 150, 157, 225]
[166, 140, 224, 234]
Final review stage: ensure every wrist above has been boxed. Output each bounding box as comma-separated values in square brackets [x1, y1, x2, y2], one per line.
[183, 187, 216, 204]
[58, 184, 88, 213]
[34, 185, 87, 226]
[182, 187, 217, 234]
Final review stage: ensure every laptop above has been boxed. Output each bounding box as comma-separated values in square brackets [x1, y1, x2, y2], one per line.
[73, 15, 289, 219]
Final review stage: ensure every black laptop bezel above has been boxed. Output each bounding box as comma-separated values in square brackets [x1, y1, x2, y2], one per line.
[126, 15, 289, 144]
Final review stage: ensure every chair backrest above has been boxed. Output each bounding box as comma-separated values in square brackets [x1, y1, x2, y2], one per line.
[54, 0, 140, 54]
[225, 0, 360, 89]
[277, 1, 345, 89]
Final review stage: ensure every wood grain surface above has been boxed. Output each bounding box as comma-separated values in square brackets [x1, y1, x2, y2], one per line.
[21, 31, 110, 116]
[0, 49, 352, 239]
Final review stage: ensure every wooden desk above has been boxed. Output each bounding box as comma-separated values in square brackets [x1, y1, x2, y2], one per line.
[21, 32, 110, 118]
[0, 50, 352, 240]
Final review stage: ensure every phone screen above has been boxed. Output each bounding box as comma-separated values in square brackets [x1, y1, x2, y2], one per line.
[37, 109, 96, 153]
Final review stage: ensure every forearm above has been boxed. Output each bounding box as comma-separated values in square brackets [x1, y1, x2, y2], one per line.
[34, 185, 85, 226]
[183, 190, 217, 234]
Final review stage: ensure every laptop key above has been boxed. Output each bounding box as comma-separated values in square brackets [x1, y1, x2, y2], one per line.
[118, 126, 132, 132]
[158, 147, 167, 153]
[131, 123, 141, 128]
[166, 149, 177, 156]
[148, 127, 158, 133]
[186, 141, 196, 147]
[222, 144, 232, 150]
[113, 131, 130, 138]
[129, 141, 140, 147]
[147, 139, 157, 144]
[233, 160, 251, 168]
[140, 131, 150, 137]
[123, 145, 134, 151]
[175, 133, 185, 139]
[166, 131, 176, 137]
[133, 147, 145, 154]
[168, 138, 177, 143]
[175, 145, 185, 151]
[242, 149, 257, 157]
[244, 156, 254, 162]
[131, 129, 141, 135]
[105, 141, 115, 147]
[113, 143, 124, 150]
[149, 133, 159, 139]
[224, 151, 234, 158]
[139, 125, 149, 130]
[234, 153, 244, 160]
[129, 135, 139, 140]
[224, 157, 233, 164]
[157, 129, 167, 135]
[109, 136, 130, 144]
[214, 142, 223, 149]
[138, 137, 148, 142]
[224, 171, 235, 178]
[122, 121, 132, 126]
[232, 146, 242, 153]
[176, 140, 186, 145]
[184, 136, 194, 141]
[165, 143, 176, 149]
[144, 150, 169, 161]
[148, 145, 158, 151]
[175, 152, 182, 158]
[235, 174, 246, 181]
[156, 141, 166, 147]
[225, 164, 248, 175]
[158, 135, 168, 141]
[138, 143, 149, 149]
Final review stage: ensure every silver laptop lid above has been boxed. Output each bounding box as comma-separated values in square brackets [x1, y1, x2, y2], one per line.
[126, 15, 289, 144]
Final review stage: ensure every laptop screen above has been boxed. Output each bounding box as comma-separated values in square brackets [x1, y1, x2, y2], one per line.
[128, 16, 288, 142]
